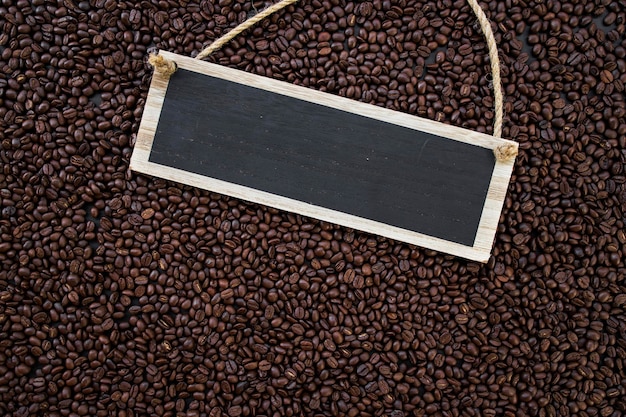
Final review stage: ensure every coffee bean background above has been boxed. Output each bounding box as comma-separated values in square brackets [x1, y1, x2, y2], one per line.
[1, 0, 625, 416]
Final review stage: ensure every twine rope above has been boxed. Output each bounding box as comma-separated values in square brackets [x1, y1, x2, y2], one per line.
[466, 0, 505, 140]
[466, 0, 513, 161]
[149, 0, 511, 160]
[195, 0, 299, 61]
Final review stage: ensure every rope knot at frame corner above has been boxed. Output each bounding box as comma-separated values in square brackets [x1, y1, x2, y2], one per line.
[148, 0, 506, 145]
[148, 53, 177, 77]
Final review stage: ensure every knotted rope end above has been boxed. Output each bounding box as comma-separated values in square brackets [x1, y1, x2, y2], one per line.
[494, 143, 518, 162]
[148, 53, 177, 77]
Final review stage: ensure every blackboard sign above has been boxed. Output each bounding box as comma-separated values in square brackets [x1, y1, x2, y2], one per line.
[131, 51, 517, 262]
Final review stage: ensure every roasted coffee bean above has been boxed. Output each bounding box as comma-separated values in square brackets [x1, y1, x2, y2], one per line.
[343, 268, 355, 284]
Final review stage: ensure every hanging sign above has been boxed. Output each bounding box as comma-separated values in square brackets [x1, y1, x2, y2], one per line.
[130, 51, 518, 262]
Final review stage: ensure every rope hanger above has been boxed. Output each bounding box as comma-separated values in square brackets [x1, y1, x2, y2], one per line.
[148, 0, 516, 161]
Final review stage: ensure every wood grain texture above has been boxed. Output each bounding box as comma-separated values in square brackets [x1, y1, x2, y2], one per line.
[130, 51, 518, 262]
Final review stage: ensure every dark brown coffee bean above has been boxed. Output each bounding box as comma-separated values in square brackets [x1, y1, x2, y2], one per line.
[257, 360, 271, 373]
[343, 268, 355, 284]
[227, 406, 242, 417]
[220, 288, 235, 300]
[323, 339, 336, 352]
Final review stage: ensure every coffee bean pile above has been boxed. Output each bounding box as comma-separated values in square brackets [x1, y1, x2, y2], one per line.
[1, 0, 625, 416]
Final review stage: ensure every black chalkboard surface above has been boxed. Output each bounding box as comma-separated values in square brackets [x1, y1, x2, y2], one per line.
[131, 51, 518, 262]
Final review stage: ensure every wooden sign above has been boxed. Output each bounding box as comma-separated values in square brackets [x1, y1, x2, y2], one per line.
[130, 51, 518, 262]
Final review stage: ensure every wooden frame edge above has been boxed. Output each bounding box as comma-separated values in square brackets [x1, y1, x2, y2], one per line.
[129, 61, 171, 174]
